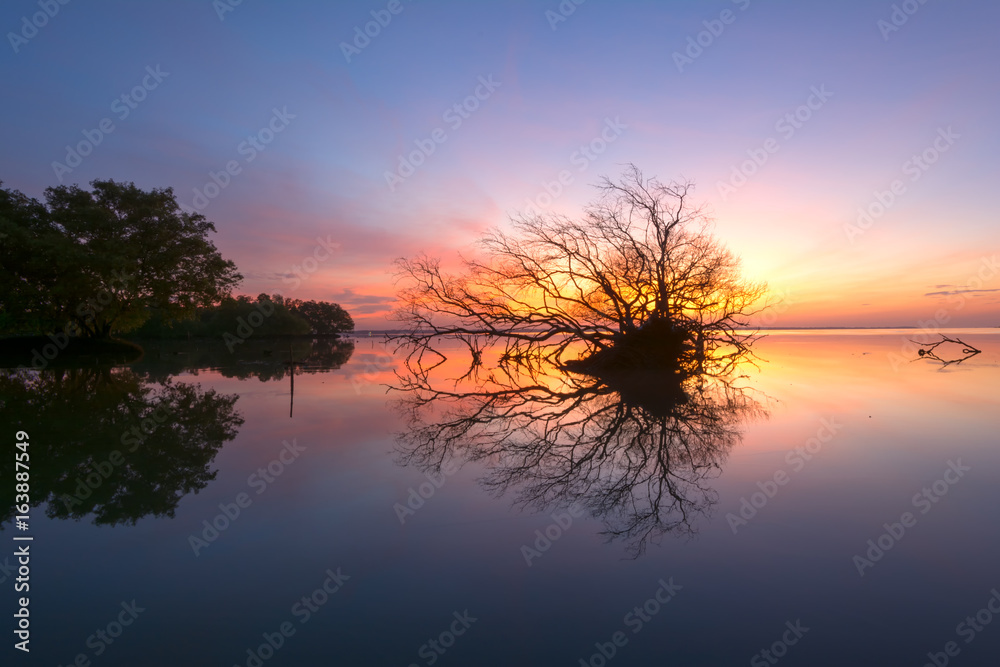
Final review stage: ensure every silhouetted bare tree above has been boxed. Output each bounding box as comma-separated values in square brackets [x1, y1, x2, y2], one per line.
[392, 164, 766, 372]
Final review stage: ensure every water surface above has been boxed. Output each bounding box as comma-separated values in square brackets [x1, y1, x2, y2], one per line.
[2, 331, 998, 666]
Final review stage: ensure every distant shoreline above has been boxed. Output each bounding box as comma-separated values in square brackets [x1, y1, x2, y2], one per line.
[345, 326, 1000, 335]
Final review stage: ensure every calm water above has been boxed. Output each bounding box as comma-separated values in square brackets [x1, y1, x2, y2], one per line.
[2, 331, 999, 666]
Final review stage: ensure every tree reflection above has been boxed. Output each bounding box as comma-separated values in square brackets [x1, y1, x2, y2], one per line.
[0, 365, 243, 526]
[132, 337, 354, 382]
[392, 348, 767, 556]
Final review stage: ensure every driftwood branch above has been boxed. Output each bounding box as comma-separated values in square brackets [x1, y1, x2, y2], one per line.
[911, 335, 982, 366]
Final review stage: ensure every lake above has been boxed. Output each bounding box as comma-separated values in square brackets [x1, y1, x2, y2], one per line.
[2, 330, 999, 666]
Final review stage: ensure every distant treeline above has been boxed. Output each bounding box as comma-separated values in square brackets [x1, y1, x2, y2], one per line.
[0, 179, 357, 345]
[131, 294, 354, 339]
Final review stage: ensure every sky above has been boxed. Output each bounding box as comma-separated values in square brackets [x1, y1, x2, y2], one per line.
[2, 0, 998, 329]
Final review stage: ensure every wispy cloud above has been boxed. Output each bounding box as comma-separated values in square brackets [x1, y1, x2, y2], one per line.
[924, 288, 1000, 297]
[328, 288, 396, 308]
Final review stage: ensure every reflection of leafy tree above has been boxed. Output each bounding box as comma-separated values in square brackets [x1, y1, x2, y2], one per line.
[296, 337, 356, 372]
[0, 366, 243, 526]
[393, 353, 766, 557]
[130, 338, 354, 382]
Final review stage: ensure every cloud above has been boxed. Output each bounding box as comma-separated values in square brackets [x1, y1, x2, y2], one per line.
[241, 271, 297, 282]
[350, 304, 394, 315]
[924, 288, 1000, 297]
[328, 288, 396, 308]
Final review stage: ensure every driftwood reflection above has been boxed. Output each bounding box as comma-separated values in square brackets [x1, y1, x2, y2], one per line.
[392, 349, 766, 556]
[913, 335, 982, 367]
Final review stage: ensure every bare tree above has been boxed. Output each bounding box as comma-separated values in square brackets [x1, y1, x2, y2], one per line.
[391, 164, 766, 372]
[390, 166, 771, 555]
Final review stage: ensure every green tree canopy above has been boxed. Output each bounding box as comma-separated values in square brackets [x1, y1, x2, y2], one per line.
[286, 298, 355, 335]
[129, 293, 354, 340]
[0, 179, 242, 338]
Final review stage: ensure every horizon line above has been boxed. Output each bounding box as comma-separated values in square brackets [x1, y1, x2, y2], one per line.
[344, 325, 1000, 334]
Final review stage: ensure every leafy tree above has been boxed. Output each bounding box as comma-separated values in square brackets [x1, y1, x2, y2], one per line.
[129, 294, 353, 340]
[202, 294, 310, 339]
[286, 298, 355, 335]
[0, 179, 242, 339]
[0, 183, 70, 334]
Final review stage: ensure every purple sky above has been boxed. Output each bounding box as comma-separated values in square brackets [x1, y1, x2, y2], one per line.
[2, 0, 998, 327]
